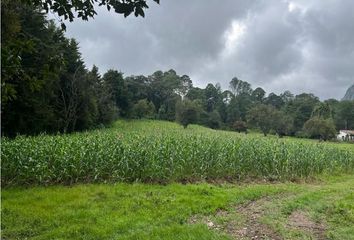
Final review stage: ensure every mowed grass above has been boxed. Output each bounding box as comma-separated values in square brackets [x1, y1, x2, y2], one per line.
[2, 175, 354, 239]
[2, 120, 354, 186]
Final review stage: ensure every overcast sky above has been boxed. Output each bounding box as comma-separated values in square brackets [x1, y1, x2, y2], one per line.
[63, 0, 354, 100]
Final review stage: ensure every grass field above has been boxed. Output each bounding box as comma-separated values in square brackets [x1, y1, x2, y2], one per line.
[2, 120, 354, 239]
[2, 175, 354, 239]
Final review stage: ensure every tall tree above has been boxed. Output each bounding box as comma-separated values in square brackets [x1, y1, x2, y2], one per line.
[102, 69, 130, 116]
[272, 110, 293, 137]
[1, 2, 65, 135]
[303, 117, 337, 141]
[284, 93, 320, 133]
[229, 77, 252, 96]
[312, 102, 332, 119]
[251, 87, 266, 103]
[265, 93, 284, 109]
[176, 99, 200, 128]
[247, 104, 276, 136]
[336, 101, 354, 130]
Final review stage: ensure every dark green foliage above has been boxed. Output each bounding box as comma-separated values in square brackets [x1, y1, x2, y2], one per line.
[312, 102, 332, 119]
[2, 2, 66, 135]
[265, 92, 284, 109]
[132, 99, 155, 119]
[24, 0, 160, 29]
[102, 70, 130, 116]
[251, 87, 266, 103]
[247, 104, 276, 136]
[232, 120, 248, 133]
[146, 70, 191, 121]
[285, 93, 320, 133]
[176, 100, 200, 128]
[1, 2, 118, 136]
[206, 110, 222, 129]
[126, 75, 149, 102]
[335, 101, 354, 130]
[272, 110, 293, 137]
[186, 87, 206, 101]
[229, 77, 252, 96]
[303, 117, 337, 141]
[247, 105, 293, 137]
[280, 90, 294, 103]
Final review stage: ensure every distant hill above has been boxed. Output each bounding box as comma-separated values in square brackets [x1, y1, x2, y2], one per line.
[342, 84, 354, 101]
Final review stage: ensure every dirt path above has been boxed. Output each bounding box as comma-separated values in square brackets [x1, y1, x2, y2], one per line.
[229, 196, 282, 240]
[287, 210, 326, 239]
[189, 194, 327, 240]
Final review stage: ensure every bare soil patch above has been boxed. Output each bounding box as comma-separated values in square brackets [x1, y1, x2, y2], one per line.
[288, 210, 326, 239]
[189, 195, 284, 239]
[231, 196, 282, 240]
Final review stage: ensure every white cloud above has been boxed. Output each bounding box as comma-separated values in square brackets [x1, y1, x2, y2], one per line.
[222, 20, 246, 57]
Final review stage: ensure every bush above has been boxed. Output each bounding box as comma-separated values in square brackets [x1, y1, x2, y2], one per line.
[303, 117, 337, 141]
[131, 99, 155, 119]
[176, 99, 200, 128]
[232, 120, 247, 133]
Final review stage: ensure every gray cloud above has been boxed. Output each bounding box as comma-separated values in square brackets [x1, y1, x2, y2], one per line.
[63, 0, 354, 100]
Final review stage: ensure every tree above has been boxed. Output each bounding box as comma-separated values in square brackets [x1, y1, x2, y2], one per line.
[87, 65, 118, 126]
[147, 69, 188, 118]
[336, 101, 354, 130]
[222, 90, 233, 104]
[1, 2, 120, 135]
[176, 100, 200, 128]
[226, 92, 253, 125]
[312, 102, 332, 119]
[247, 104, 275, 136]
[232, 120, 247, 133]
[265, 93, 284, 109]
[251, 87, 266, 103]
[284, 93, 320, 134]
[56, 39, 93, 133]
[24, 0, 160, 30]
[176, 75, 193, 98]
[229, 77, 252, 96]
[303, 117, 337, 141]
[204, 83, 221, 112]
[186, 87, 205, 102]
[280, 90, 294, 103]
[272, 110, 293, 137]
[125, 75, 149, 103]
[132, 99, 155, 119]
[102, 69, 130, 116]
[1, 2, 66, 135]
[206, 110, 222, 129]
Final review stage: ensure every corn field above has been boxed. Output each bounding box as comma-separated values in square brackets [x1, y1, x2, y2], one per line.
[2, 120, 354, 186]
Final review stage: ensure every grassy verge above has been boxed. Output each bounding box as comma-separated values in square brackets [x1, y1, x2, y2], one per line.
[2, 175, 354, 239]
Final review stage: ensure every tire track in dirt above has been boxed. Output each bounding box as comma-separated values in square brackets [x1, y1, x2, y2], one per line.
[189, 193, 327, 240]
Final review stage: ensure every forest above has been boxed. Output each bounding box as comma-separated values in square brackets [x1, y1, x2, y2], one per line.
[2, 1, 354, 139]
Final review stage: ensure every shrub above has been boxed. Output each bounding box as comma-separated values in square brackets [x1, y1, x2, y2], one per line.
[232, 120, 247, 133]
[303, 117, 337, 141]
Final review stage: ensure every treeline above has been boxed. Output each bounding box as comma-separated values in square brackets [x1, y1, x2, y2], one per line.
[2, 1, 354, 138]
[177, 78, 354, 140]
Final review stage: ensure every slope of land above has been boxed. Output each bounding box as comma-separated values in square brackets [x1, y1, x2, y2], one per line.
[2, 120, 354, 186]
[2, 120, 354, 239]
